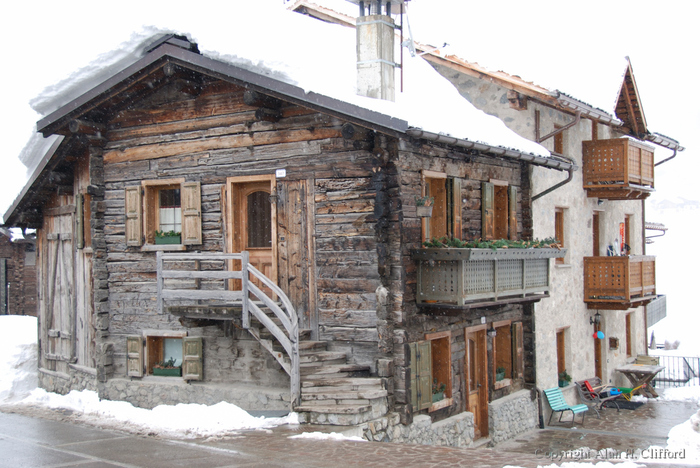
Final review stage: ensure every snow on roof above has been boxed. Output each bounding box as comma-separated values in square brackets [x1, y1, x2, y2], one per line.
[28, 4, 548, 159]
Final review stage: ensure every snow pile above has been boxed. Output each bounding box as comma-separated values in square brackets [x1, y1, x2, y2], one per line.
[21, 388, 298, 438]
[660, 387, 700, 406]
[288, 431, 365, 442]
[0, 316, 38, 402]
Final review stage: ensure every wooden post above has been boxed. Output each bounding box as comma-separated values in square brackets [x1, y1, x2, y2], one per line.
[241, 251, 250, 329]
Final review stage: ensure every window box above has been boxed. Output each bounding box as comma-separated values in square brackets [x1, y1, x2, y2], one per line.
[416, 205, 433, 218]
[496, 371, 506, 382]
[153, 367, 182, 377]
[155, 235, 181, 245]
[413, 247, 566, 306]
[432, 391, 444, 403]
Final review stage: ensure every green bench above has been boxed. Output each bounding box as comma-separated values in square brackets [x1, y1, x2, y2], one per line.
[543, 387, 588, 426]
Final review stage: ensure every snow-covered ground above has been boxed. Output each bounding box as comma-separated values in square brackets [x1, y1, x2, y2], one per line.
[0, 315, 697, 465]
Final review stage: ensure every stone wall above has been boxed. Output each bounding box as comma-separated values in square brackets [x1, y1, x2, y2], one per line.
[39, 366, 98, 395]
[353, 411, 475, 447]
[488, 389, 538, 444]
[99, 378, 290, 411]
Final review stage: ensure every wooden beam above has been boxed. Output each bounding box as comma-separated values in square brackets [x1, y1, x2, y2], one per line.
[254, 107, 282, 122]
[243, 90, 283, 109]
[104, 127, 341, 164]
[68, 119, 106, 136]
[622, 81, 639, 136]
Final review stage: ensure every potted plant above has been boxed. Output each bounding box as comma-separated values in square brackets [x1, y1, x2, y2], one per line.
[155, 230, 181, 245]
[558, 369, 572, 387]
[415, 195, 435, 218]
[432, 378, 446, 402]
[153, 357, 182, 376]
[496, 366, 506, 381]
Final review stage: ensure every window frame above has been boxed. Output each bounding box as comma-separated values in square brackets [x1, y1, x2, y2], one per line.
[125, 178, 202, 250]
[126, 332, 203, 381]
[492, 320, 524, 387]
[555, 207, 566, 264]
[421, 171, 461, 242]
[409, 330, 453, 413]
[482, 180, 518, 241]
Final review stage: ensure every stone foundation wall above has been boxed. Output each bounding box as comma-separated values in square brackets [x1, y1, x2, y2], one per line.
[39, 366, 98, 395]
[488, 389, 538, 444]
[354, 412, 475, 447]
[99, 378, 290, 411]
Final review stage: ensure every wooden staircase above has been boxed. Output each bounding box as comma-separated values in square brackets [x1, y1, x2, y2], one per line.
[251, 313, 388, 426]
[157, 251, 387, 425]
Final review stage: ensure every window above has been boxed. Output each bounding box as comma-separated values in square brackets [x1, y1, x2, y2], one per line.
[126, 334, 203, 381]
[482, 181, 517, 240]
[554, 125, 564, 154]
[246, 191, 272, 248]
[555, 208, 565, 264]
[624, 215, 632, 255]
[556, 328, 567, 375]
[125, 179, 202, 247]
[592, 211, 600, 256]
[422, 172, 460, 241]
[492, 321, 524, 384]
[75, 193, 92, 249]
[409, 331, 452, 412]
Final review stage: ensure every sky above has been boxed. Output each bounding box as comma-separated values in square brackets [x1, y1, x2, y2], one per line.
[1, 0, 697, 336]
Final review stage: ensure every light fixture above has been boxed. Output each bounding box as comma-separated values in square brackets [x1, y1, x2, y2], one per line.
[487, 326, 497, 338]
[589, 312, 601, 326]
[597, 199, 604, 206]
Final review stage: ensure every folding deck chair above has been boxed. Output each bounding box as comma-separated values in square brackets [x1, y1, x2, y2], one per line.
[543, 387, 588, 427]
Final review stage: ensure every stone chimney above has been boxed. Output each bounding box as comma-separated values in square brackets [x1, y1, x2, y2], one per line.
[356, 2, 396, 101]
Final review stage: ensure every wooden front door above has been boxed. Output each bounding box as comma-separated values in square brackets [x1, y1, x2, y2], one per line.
[41, 201, 75, 374]
[465, 328, 488, 438]
[227, 176, 277, 289]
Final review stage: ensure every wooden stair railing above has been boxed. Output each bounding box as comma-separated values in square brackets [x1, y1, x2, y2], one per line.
[156, 251, 300, 408]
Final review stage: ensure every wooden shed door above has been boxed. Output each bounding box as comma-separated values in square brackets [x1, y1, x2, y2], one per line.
[227, 177, 277, 289]
[465, 328, 488, 439]
[43, 208, 75, 373]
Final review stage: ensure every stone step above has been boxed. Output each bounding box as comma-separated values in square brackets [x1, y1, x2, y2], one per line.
[301, 383, 384, 394]
[300, 389, 388, 401]
[299, 341, 328, 351]
[299, 351, 347, 364]
[294, 403, 371, 415]
[300, 363, 370, 377]
[301, 377, 384, 388]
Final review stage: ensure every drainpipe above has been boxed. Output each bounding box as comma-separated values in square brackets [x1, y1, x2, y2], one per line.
[654, 148, 677, 167]
[530, 111, 580, 201]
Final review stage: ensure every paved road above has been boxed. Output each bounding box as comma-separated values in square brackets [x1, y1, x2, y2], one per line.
[0, 398, 698, 468]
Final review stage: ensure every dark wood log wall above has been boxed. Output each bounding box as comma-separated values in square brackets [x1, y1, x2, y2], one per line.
[386, 139, 534, 421]
[101, 78, 384, 379]
[0, 236, 36, 316]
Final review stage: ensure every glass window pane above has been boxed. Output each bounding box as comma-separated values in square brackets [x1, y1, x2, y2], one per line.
[159, 189, 182, 233]
[163, 338, 183, 366]
[247, 191, 271, 248]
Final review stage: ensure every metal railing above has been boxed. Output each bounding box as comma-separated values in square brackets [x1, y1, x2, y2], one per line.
[649, 354, 700, 388]
[156, 251, 300, 407]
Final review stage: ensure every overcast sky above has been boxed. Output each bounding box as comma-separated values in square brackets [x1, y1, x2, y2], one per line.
[1, 0, 697, 222]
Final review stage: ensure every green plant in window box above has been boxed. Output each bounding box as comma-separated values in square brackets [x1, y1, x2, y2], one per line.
[153, 357, 182, 376]
[496, 366, 506, 382]
[422, 237, 561, 250]
[558, 369, 572, 388]
[415, 195, 435, 218]
[432, 378, 446, 402]
[155, 230, 181, 245]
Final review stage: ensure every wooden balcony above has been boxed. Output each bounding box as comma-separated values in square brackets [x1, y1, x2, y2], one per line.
[584, 255, 656, 310]
[413, 248, 565, 308]
[582, 138, 654, 200]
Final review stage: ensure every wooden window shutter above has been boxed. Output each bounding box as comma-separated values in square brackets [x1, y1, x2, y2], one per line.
[182, 336, 203, 381]
[508, 186, 518, 240]
[75, 193, 84, 249]
[481, 182, 495, 240]
[512, 322, 524, 379]
[409, 341, 432, 411]
[126, 335, 144, 377]
[452, 178, 461, 239]
[124, 186, 143, 246]
[181, 182, 202, 245]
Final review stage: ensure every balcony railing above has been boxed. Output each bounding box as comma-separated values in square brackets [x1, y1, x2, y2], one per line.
[584, 255, 656, 309]
[413, 248, 565, 307]
[582, 138, 654, 200]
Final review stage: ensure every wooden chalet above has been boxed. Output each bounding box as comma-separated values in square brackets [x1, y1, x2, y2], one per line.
[5, 18, 574, 441]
